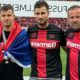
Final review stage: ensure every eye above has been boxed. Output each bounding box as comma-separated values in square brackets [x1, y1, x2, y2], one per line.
[2, 14, 6, 17]
[36, 12, 40, 15]
[7, 14, 12, 17]
[76, 16, 80, 19]
[69, 16, 74, 19]
[41, 12, 45, 15]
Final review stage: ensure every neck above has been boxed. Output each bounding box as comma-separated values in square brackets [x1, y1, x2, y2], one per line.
[38, 22, 49, 29]
[3, 25, 13, 31]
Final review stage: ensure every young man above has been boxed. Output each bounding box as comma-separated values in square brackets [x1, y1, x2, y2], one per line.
[66, 5, 80, 80]
[28, 1, 66, 80]
[0, 4, 31, 80]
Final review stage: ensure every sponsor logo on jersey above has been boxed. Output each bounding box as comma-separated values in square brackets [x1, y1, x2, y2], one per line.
[31, 42, 57, 49]
[67, 41, 80, 50]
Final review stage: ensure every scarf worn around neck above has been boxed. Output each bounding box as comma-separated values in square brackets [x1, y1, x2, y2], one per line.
[0, 21, 32, 68]
[0, 21, 22, 62]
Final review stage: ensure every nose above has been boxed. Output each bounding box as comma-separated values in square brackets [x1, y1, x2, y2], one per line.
[5, 16, 8, 20]
[38, 14, 42, 18]
[73, 17, 77, 22]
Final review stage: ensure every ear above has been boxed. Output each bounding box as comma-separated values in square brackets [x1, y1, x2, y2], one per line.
[47, 11, 49, 17]
[13, 15, 15, 20]
[67, 18, 70, 26]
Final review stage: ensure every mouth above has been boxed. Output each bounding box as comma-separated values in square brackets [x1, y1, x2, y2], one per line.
[38, 20, 44, 23]
[4, 22, 12, 26]
[38, 19, 43, 21]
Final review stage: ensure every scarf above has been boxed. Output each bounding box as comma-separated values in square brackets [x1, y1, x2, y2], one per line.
[0, 21, 32, 68]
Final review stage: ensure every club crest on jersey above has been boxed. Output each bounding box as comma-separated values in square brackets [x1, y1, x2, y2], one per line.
[68, 32, 74, 38]
[49, 34, 55, 39]
[31, 33, 37, 38]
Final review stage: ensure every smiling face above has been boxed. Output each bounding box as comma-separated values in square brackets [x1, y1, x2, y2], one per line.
[67, 8, 80, 30]
[0, 9, 14, 28]
[0, 4, 14, 31]
[34, 6, 49, 27]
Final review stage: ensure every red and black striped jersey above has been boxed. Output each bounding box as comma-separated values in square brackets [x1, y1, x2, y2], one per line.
[66, 28, 80, 80]
[28, 24, 66, 78]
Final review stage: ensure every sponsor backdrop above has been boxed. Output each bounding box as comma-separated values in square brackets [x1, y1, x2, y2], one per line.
[0, 0, 80, 18]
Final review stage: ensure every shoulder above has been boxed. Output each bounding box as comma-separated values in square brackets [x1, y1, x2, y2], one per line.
[66, 28, 73, 34]
[48, 24, 64, 33]
[28, 24, 38, 32]
[65, 28, 74, 38]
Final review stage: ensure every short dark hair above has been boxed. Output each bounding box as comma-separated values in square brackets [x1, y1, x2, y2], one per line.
[34, 0, 49, 11]
[0, 4, 14, 13]
[68, 5, 80, 12]
[0, 4, 1, 8]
